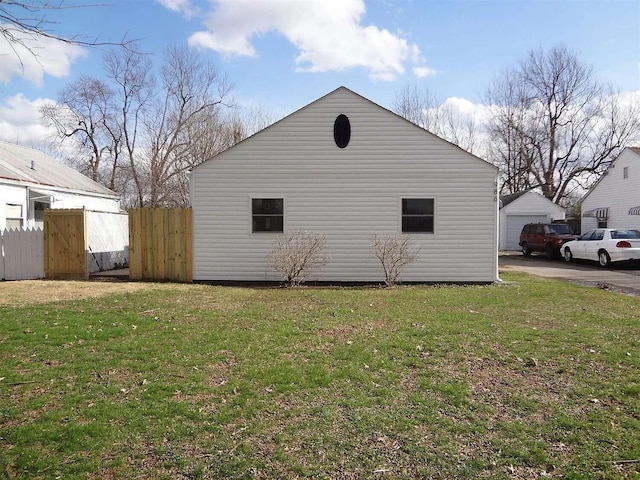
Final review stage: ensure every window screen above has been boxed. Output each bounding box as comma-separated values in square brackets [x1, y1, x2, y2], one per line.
[402, 198, 434, 233]
[252, 198, 283, 232]
[5, 204, 23, 229]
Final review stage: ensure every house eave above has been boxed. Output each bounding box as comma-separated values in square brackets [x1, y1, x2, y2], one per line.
[0, 177, 120, 200]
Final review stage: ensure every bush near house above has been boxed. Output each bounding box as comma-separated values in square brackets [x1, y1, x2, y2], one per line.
[0, 273, 638, 479]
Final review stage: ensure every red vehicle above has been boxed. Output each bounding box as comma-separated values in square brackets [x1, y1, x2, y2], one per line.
[519, 223, 576, 259]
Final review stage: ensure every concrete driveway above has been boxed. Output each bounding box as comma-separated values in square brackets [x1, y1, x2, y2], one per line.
[499, 252, 640, 296]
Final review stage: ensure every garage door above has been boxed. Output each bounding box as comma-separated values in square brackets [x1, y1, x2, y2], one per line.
[505, 215, 548, 250]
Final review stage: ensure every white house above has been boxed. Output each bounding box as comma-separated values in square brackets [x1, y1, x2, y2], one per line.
[581, 147, 640, 234]
[0, 141, 121, 230]
[499, 190, 566, 250]
[190, 87, 499, 284]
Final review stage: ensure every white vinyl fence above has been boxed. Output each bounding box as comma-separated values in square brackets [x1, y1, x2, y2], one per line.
[0, 227, 44, 280]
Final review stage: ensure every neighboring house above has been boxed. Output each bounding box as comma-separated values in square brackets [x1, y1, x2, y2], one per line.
[190, 87, 499, 283]
[0, 141, 120, 230]
[499, 190, 566, 251]
[581, 147, 640, 234]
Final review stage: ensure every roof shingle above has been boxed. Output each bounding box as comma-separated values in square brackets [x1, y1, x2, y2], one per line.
[0, 141, 117, 197]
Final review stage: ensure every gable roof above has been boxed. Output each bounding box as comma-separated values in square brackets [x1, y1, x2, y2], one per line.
[499, 190, 531, 208]
[0, 141, 118, 198]
[499, 189, 564, 211]
[580, 147, 640, 204]
[192, 86, 497, 172]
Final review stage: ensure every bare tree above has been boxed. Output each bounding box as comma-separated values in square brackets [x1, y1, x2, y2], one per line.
[369, 234, 417, 287]
[393, 84, 480, 154]
[41, 75, 116, 185]
[236, 104, 278, 138]
[486, 45, 640, 203]
[486, 69, 534, 195]
[143, 45, 232, 206]
[103, 44, 154, 207]
[393, 84, 442, 131]
[1, 1, 132, 64]
[41, 44, 153, 207]
[267, 231, 330, 287]
[42, 42, 243, 207]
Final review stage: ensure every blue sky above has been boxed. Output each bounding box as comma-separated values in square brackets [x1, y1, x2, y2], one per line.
[1, 0, 639, 144]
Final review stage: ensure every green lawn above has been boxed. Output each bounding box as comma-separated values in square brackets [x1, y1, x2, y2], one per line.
[0, 272, 638, 479]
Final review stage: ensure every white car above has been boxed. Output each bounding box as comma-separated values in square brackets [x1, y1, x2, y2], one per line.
[561, 229, 640, 267]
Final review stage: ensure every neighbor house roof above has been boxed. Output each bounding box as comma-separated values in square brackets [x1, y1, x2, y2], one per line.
[499, 190, 531, 208]
[0, 141, 118, 198]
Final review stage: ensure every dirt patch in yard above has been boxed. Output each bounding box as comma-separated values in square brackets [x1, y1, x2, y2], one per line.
[0, 280, 160, 307]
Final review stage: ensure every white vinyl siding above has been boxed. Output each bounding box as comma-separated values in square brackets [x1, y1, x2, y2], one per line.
[1, 182, 120, 230]
[581, 149, 640, 234]
[191, 88, 499, 283]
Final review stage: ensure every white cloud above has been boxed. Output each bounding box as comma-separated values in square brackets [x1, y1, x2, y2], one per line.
[185, 0, 431, 81]
[0, 94, 56, 144]
[155, 0, 198, 17]
[0, 25, 86, 86]
[441, 96, 491, 120]
[413, 66, 437, 78]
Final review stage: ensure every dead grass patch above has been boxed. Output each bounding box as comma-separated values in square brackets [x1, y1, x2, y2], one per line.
[0, 280, 162, 306]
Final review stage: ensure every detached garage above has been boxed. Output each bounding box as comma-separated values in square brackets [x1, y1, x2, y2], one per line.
[190, 87, 499, 283]
[499, 191, 566, 251]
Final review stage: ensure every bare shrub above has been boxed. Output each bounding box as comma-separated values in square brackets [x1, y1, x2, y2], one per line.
[267, 231, 330, 287]
[370, 234, 417, 287]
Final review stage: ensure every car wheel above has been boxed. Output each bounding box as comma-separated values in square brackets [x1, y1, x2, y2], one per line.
[545, 243, 554, 259]
[598, 250, 611, 268]
[563, 248, 573, 263]
[521, 243, 532, 256]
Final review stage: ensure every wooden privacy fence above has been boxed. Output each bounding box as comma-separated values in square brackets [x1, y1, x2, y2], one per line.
[44, 209, 88, 280]
[129, 208, 192, 282]
[0, 227, 44, 280]
[43, 209, 129, 279]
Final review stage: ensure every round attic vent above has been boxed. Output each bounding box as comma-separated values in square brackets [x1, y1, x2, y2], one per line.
[333, 114, 351, 148]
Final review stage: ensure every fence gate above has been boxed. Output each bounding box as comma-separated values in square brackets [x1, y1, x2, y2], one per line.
[44, 209, 88, 280]
[129, 208, 192, 282]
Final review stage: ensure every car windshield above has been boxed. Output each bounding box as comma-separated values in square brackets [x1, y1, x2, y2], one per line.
[611, 230, 640, 239]
[546, 224, 572, 234]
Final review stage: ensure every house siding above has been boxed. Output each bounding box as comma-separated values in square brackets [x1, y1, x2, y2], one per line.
[48, 189, 120, 213]
[191, 88, 499, 283]
[581, 149, 640, 233]
[0, 184, 28, 230]
[0, 181, 120, 230]
[1, 141, 121, 230]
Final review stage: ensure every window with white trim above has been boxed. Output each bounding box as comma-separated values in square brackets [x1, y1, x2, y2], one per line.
[402, 198, 434, 233]
[5, 204, 23, 229]
[252, 198, 283, 232]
